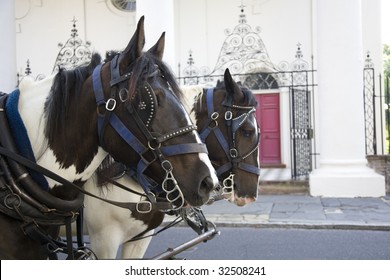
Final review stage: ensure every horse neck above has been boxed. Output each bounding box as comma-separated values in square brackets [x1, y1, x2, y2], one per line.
[181, 85, 204, 124]
[17, 76, 107, 188]
[17, 77, 52, 155]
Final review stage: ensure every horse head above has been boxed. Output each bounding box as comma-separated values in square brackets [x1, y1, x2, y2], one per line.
[89, 17, 218, 208]
[195, 68, 260, 206]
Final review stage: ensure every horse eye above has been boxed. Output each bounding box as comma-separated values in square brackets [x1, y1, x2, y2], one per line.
[241, 128, 254, 138]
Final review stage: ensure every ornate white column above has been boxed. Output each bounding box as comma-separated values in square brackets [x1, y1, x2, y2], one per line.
[0, 0, 17, 91]
[309, 0, 385, 197]
[136, 0, 176, 69]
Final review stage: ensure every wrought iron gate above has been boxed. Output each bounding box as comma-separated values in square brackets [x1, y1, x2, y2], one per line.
[363, 54, 377, 155]
[290, 87, 313, 178]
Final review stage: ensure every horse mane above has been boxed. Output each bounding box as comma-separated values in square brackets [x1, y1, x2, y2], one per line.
[241, 87, 258, 107]
[215, 80, 257, 107]
[44, 53, 102, 144]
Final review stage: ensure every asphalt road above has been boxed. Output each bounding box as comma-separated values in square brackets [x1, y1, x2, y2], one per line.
[143, 226, 390, 260]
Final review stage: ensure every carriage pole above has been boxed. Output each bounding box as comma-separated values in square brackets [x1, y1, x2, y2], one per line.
[151, 222, 220, 260]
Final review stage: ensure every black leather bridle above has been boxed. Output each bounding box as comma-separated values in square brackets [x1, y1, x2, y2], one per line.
[92, 54, 209, 211]
[198, 88, 260, 197]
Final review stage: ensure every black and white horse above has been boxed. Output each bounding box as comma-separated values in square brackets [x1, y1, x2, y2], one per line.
[83, 68, 260, 259]
[0, 17, 217, 259]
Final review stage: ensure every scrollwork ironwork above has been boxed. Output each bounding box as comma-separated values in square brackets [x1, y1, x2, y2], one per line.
[53, 17, 92, 72]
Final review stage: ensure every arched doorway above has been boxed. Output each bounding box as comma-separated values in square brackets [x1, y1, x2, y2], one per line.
[244, 73, 283, 167]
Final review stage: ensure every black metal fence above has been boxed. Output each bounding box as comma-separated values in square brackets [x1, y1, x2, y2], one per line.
[178, 66, 317, 179]
[363, 53, 390, 155]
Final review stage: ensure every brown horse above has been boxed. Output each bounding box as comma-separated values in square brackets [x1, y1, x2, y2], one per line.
[0, 16, 217, 259]
[195, 69, 260, 206]
[83, 68, 260, 259]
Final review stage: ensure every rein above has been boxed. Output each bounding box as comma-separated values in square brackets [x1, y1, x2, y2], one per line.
[199, 88, 260, 196]
[92, 54, 209, 212]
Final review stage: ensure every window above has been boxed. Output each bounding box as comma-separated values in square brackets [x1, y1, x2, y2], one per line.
[111, 0, 136, 12]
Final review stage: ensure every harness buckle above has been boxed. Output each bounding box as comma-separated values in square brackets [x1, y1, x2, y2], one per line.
[105, 98, 117, 111]
[140, 148, 157, 165]
[225, 111, 232, 120]
[136, 201, 153, 213]
[161, 160, 173, 172]
[230, 148, 238, 158]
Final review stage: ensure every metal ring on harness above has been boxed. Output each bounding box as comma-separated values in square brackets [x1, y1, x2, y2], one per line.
[229, 148, 238, 158]
[148, 138, 161, 151]
[209, 112, 219, 128]
[105, 98, 117, 111]
[118, 88, 129, 103]
[4, 193, 22, 209]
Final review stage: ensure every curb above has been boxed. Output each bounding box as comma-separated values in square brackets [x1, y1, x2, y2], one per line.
[162, 215, 390, 231]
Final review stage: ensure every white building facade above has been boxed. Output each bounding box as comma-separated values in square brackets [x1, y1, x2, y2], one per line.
[0, 0, 386, 197]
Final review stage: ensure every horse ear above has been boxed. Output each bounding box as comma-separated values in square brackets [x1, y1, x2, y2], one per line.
[120, 16, 146, 68]
[147, 32, 165, 60]
[224, 68, 243, 102]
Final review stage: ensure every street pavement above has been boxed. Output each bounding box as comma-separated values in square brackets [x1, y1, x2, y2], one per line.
[165, 194, 390, 230]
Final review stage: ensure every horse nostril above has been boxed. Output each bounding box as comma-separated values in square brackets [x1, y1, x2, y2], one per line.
[200, 176, 216, 192]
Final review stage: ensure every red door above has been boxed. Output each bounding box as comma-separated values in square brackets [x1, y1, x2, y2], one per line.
[255, 93, 282, 167]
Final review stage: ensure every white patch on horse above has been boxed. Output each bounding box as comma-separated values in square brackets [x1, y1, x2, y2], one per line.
[83, 175, 152, 259]
[181, 85, 204, 124]
[17, 76, 108, 188]
[18, 76, 53, 159]
[36, 147, 107, 188]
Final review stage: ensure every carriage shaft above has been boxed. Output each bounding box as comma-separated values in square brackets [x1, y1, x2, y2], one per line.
[151, 226, 220, 260]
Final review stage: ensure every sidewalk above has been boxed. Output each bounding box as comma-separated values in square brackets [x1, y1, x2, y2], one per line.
[194, 195, 390, 230]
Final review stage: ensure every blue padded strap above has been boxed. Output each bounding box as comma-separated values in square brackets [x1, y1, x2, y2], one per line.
[199, 87, 230, 158]
[111, 55, 120, 79]
[161, 143, 208, 157]
[216, 162, 232, 177]
[213, 126, 230, 158]
[206, 88, 214, 118]
[92, 64, 105, 106]
[5, 90, 49, 191]
[109, 113, 161, 193]
[92, 64, 105, 140]
[238, 162, 261, 175]
[109, 113, 145, 154]
[199, 126, 211, 142]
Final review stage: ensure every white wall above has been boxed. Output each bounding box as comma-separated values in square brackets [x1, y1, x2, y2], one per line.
[174, 0, 314, 74]
[14, 0, 382, 81]
[0, 0, 17, 91]
[15, 0, 136, 77]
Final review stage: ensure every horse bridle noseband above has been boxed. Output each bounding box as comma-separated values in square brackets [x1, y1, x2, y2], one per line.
[92, 54, 208, 211]
[199, 88, 260, 197]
